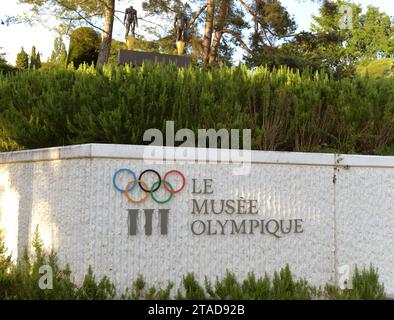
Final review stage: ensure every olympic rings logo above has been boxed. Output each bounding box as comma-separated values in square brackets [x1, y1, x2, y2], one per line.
[113, 169, 186, 204]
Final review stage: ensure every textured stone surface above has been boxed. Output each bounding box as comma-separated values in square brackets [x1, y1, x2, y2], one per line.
[118, 50, 192, 67]
[0, 144, 393, 294]
[335, 166, 394, 293]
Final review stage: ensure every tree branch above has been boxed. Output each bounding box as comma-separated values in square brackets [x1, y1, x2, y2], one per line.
[238, 0, 293, 46]
[189, 4, 208, 29]
[53, 0, 106, 33]
[220, 28, 253, 55]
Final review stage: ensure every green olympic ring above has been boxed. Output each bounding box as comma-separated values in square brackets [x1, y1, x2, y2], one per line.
[150, 180, 174, 204]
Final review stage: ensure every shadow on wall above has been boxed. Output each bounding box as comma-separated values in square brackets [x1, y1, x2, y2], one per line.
[0, 170, 21, 260]
[0, 161, 59, 261]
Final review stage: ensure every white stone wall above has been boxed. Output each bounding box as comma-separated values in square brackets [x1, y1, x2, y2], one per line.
[0, 144, 393, 294]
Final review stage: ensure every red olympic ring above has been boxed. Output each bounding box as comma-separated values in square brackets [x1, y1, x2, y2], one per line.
[163, 170, 186, 194]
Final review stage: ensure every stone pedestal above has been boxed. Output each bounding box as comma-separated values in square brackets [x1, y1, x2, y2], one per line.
[125, 36, 135, 50]
[118, 50, 192, 67]
[176, 41, 185, 55]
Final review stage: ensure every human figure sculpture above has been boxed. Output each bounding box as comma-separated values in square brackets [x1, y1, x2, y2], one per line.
[124, 6, 138, 38]
[174, 13, 188, 42]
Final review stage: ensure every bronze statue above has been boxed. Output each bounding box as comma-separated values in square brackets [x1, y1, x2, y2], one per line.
[124, 5, 138, 38]
[174, 13, 188, 42]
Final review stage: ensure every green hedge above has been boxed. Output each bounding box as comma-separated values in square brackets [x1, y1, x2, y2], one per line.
[0, 229, 386, 300]
[0, 64, 393, 155]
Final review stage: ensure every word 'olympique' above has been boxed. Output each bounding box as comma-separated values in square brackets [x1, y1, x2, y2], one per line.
[191, 218, 304, 237]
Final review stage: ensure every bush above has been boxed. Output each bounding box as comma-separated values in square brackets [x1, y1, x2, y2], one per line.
[0, 229, 387, 300]
[0, 63, 17, 75]
[77, 266, 116, 300]
[357, 58, 394, 79]
[324, 265, 385, 300]
[123, 275, 173, 300]
[0, 64, 393, 155]
[67, 27, 101, 68]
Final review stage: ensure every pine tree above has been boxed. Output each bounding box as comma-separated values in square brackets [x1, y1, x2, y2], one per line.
[15, 47, 29, 69]
[36, 52, 42, 69]
[51, 37, 67, 64]
[30, 46, 37, 69]
[0, 47, 6, 64]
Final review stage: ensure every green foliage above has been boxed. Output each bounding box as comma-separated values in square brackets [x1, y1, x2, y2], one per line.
[251, 2, 393, 76]
[108, 39, 127, 65]
[351, 265, 386, 300]
[309, 1, 393, 76]
[0, 230, 14, 300]
[0, 231, 388, 300]
[324, 265, 385, 300]
[15, 47, 29, 70]
[0, 226, 78, 299]
[30, 46, 37, 70]
[0, 48, 6, 64]
[357, 58, 394, 79]
[68, 27, 101, 68]
[123, 275, 173, 300]
[0, 63, 18, 76]
[271, 265, 312, 300]
[0, 228, 117, 300]
[77, 266, 116, 300]
[177, 273, 207, 300]
[51, 37, 68, 65]
[204, 266, 311, 300]
[0, 64, 393, 155]
[36, 52, 42, 69]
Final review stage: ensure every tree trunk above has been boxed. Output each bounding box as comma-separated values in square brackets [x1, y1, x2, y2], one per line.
[97, 0, 115, 65]
[202, 0, 216, 64]
[208, 0, 231, 64]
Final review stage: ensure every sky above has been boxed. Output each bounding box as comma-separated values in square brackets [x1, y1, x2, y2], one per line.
[0, 0, 393, 65]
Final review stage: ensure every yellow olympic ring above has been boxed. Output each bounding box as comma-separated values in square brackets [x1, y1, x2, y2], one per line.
[124, 179, 150, 204]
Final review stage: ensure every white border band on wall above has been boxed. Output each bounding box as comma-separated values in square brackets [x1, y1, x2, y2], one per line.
[0, 144, 394, 168]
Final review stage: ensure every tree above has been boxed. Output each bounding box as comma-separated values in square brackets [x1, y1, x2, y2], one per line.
[51, 37, 68, 65]
[246, 0, 392, 76]
[142, 0, 298, 65]
[245, 0, 297, 68]
[0, 47, 17, 75]
[15, 48, 29, 69]
[36, 52, 42, 69]
[0, 47, 6, 64]
[346, 6, 394, 61]
[19, 0, 116, 65]
[96, 0, 115, 65]
[309, 1, 393, 76]
[201, 0, 215, 63]
[142, 0, 193, 56]
[142, 0, 248, 64]
[30, 46, 37, 69]
[68, 27, 101, 68]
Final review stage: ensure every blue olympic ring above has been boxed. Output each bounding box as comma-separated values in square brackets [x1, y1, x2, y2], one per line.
[113, 168, 137, 193]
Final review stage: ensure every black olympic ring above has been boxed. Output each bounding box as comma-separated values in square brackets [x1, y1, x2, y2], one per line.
[138, 169, 161, 193]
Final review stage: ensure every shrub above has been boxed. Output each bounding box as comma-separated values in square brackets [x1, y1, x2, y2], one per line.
[0, 63, 17, 75]
[0, 64, 393, 155]
[177, 273, 207, 300]
[0, 228, 388, 300]
[357, 58, 394, 79]
[77, 266, 116, 300]
[123, 275, 173, 300]
[67, 27, 101, 68]
[15, 48, 29, 70]
[324, 265, 385, 300]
